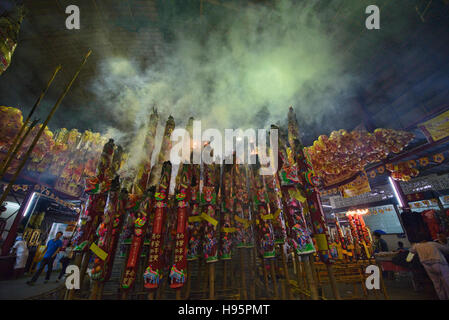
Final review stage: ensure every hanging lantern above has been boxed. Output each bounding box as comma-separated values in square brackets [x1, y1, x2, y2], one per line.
[433, 153, 444, 164]
[419, 157, 429, 166]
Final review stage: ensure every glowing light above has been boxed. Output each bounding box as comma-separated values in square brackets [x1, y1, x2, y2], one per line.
[346, 209, 368, 216]
[23, 192, 37, 217]
[389, 176, 405, 207]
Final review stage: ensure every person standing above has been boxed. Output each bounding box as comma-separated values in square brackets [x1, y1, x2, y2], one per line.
[26, 231, 63, 285]
[410, 238, 449, 300]
[10, 235, 29, 278]
[57, 241, 73, 282]
[373, 231, 389, 253]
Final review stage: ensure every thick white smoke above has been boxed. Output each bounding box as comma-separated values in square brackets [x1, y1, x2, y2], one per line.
[91, 0, 359, 176]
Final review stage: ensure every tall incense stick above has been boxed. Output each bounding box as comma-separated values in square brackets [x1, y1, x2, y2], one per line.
[0, 65, 61, 179]
[0, 52, 90, 211]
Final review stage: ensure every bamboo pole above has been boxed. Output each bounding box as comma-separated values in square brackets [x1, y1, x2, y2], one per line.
[294, 254, 303, 299]
[0, 65, 61, 178]
[326, 264, 342, 300]
[280, 279, 287, 300]
[249, 249, 256, 300]
[209, 263, 215, 300]
[156, 278, 166, 299]
[261, 256, 269, 297]
[97, 283, 104, 300]
[184, 262, 192, 299]
[79, 251, 91, 289]
[89, 281, 100, 300]
[280, 248, 293, 299]
[230, 257, 235, 293]
[239, 250, 247, 299]
[223, 260, 228, 291]
[303, 255, 319, 300]
[309, 257, 321, 295]
[201, 259, 209, 297]
[269, 259, 279, 299]
[147, 290, 155, 300]
[0, 51, 91, 207]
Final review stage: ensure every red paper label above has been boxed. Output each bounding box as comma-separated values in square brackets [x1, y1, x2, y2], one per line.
[127, 236, 142, 268]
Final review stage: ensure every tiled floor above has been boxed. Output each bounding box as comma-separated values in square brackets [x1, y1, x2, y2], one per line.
[0, 271, 440, 300]
[0, 272, 64, 300]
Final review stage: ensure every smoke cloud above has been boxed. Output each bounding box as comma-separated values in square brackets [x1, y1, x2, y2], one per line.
[91, 0, 356, 147]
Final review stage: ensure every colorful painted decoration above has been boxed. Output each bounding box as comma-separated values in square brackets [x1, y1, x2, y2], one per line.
[306, 127, 414, 186]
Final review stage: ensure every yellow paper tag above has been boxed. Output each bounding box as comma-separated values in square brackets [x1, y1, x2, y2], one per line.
[313, 234, 329, 251]
[234, 215, 250, 228]
[90, 242, 108, 261]
[200, 212, 218, 227]
[288, 189, 306, 203]
[188, 216, 202, 223]
[273, 209, 281, 220]
[222, 227, 236, 233]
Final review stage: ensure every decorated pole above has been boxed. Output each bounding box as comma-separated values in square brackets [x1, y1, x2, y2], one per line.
[335, 216, 350, 261]
[357, 214, 373, 259]
[219, 163, 235, 293]
[134, 108, 159, 196]
[169, 163, 191, 292]
[264, 173, 291, 299]
[232, 164, 251, 299]
[143, 161, 172, 293]
[169, 117, 194, 292]
[89, 175, 121, 299]
[185, 161, 201, 298]
[347, 213, 362, 260]
[80, 141, 123, 289]
[287, 107, 341, 300]
[142, 116, 175, 297]
[272, 124, 317, 299]
[67, 138, 114, 300]
[201, 157, 221, 299]
[120, 110, 160, 297]
[248, 163, 278, 298]
[0, 65, 61, 179]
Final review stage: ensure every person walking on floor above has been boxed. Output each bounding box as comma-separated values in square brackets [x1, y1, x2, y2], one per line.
[410, 236, 449, 300]
[57, 241, 73, 282]
[26, 231, 63, 285]
[10, 235, 29, 278]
